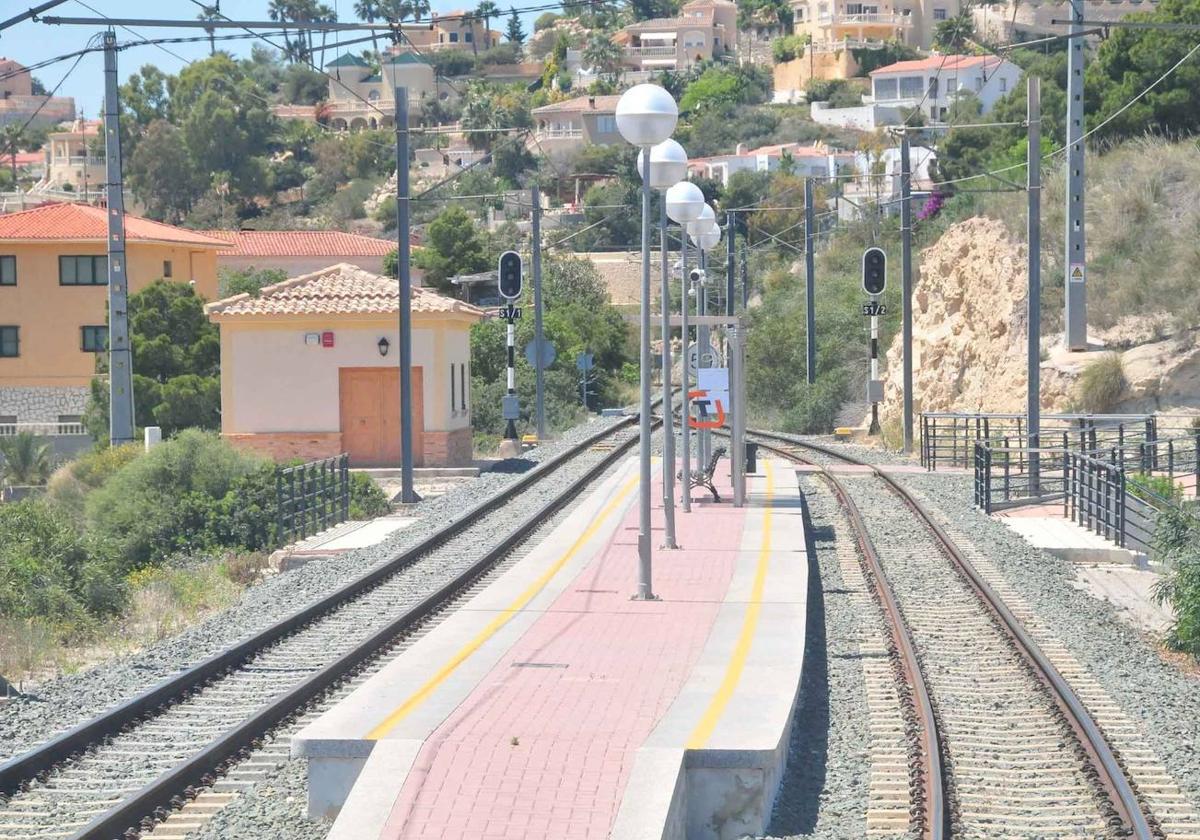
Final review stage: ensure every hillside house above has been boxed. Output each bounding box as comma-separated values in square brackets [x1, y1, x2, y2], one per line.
[42, 119, 105, 198]
[0, 203, 228, 426]
[0, 57, 75, 128]
[790, 0, 963, 51]
[205, 230, 396, 277]
[323, 51, 439, 131]
[530, 95, 622, 156]
[688, 141, 855, 186]
[611, 0, 738, 70]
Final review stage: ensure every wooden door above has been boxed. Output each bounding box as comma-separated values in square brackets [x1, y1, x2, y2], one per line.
[339, 367, 423, 467]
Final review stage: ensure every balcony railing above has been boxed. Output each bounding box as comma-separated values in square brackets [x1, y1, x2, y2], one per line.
[624, 45, 678, 57]
[0, 421, 87, 437]
[815, 12, 912, 26]
[535, 127, 583, 139]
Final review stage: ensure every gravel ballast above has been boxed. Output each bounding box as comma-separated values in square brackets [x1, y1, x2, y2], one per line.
[0, 415, 627, 764]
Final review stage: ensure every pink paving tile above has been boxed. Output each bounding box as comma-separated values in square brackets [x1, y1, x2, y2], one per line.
[379, 468, 747, 840]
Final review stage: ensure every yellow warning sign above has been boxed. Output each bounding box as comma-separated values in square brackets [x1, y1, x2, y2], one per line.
[1069, 263, 1085, 282]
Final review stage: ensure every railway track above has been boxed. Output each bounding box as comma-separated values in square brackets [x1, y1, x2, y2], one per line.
[0, 413, 655, 840]
[746, 429, 1160, 839]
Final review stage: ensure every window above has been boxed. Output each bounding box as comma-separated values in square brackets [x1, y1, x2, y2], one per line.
[0, 256, 14, 285]
[0, 415, 15, 435]
[59, 255, 107, 285]
[464, 32, 473, 42]
[899, 76, 924, 98]
[449, 31, 459, 42]
[81, 325, 107, 352]
[999, 76, 1007, 92]
[933, 7, 947, 19]
[460, 363, 467, 411]
[0, 326, 18, 358]
[874, 77, 898, 100]
[928, 76, 939, 98]
[450, 363, 457, 412]
[596, 115, 618, 134]
[162, 260, 173, 278]
[57, 414, 82, 435]
[847, 3, 863, 13]
[974, 76, 983, 92]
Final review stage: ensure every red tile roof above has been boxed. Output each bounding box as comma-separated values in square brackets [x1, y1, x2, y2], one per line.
[206, 263, 486, 319]
[204, 229, 396, 257]
[869, 54, 1004, 75]
[0, 202, 230, 247]
[532, 94, 621, 115]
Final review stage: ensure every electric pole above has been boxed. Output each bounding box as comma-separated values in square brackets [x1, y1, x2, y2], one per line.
[900, 131, 914, 454]
[395, 86, 416, 503]
[804, 177, 816, 385]
[1028, 77, 1042, 493]
[725, 210, 735, 316]
[103, 31, 134, 446]
[1064, 0, 1087, 350]
[531, 183, 546, 441]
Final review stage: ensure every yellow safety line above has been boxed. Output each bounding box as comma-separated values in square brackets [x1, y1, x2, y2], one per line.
[685, 460, 774, 750]
[366, 474, 640, 741]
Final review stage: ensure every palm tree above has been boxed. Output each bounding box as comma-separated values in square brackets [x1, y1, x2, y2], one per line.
[582, 33, 623, 82]
[460, 12, 479, 56]
[196, 3, 222, 56]
[409, 0, 431, 20]
[1, 124, 24, 190]
[355, 0, 383, 55]
[475, 1, 500, 50]
[0, 433, 53, 487]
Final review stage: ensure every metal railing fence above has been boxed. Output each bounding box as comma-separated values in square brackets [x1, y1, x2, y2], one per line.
[275, 454, 351, 547]
[923, 412, 1158, 470]
[973, 443, 1070, 513]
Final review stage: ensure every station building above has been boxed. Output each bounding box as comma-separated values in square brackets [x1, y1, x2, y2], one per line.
[205, 263, 485, 468]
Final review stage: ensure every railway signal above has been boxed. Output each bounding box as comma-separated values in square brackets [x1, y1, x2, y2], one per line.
[862, 247, 887, 296]
[498, 250, 523, 300]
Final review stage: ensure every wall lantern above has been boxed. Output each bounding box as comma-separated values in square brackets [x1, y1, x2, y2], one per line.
[377, 337, 390, 357]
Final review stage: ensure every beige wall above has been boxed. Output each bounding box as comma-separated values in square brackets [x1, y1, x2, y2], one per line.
[773, 51, 861, 98]
[217, 316, 475, 438]
[0, 241, 221, 387]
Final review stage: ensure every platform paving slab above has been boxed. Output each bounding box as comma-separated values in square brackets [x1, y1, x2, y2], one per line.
[292, 457, 807, 840]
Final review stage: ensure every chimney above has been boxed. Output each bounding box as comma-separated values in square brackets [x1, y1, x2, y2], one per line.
[588, 96, 596, 109]
[736, 142, 747, 155]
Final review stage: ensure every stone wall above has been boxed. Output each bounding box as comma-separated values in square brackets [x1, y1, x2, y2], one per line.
[224, 432, 344, 463]
[0, 386, 88, 423]
[424, 427, 474, 466]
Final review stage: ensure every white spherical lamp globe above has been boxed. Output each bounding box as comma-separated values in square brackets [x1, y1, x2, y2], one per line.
[637, 139, 689, 189]
[686, 204, 716, 236]
[665, 180, 705, 224]
[616, 84, 679, 147]
[691, 226, 722, 250]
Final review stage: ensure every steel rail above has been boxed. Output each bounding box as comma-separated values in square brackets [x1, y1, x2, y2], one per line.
[0, 412, 651, 822]
[746, 428, 1156, 840]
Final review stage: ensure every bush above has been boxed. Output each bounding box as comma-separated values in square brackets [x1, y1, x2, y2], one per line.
[45, 443, 142, 524]
[349, 472, 391, 519]
[1152, 508, 1200, 656]
[1127, 472, 1184, 505]
[84, 430, 272, 573]
[0, 499, 124, 624]
[772, 35, 808, 64]
[1075, 353, 1126, 413]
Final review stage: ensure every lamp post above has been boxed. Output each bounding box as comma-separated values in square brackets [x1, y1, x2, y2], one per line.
[638, 139, 688, 550]
[616, 84, 679, 601]
[690, 222, 721, 469]
[666, 180, 706, 515]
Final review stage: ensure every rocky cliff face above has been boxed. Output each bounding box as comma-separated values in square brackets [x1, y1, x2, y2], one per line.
[877, 216, 1200, 425]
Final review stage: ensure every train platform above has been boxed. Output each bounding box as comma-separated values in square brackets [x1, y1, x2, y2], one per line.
[292, 455, 808, 840]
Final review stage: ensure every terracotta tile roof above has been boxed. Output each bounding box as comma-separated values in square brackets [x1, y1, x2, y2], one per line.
[206, 263, 487, 320]
[870, 54, 1004, 75]
[0, 202, 230, 247]
[532, 94, 621, 115]
[204, 229, 396, 257]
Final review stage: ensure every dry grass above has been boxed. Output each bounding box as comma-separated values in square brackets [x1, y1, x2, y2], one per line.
[1076, 352, 1127, 413]
[976, 136, 1200, 334]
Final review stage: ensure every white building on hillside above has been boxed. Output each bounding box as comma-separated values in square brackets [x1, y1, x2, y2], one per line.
[688, 141, 855, 186]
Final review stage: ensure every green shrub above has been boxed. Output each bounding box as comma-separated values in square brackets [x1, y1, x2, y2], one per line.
[1075, 353, 1125, 413]
[1152, 508, 1200, 655]
[1128, 472, 1184, 505]
[349, 472, 391, 519]
[84, 430, 271, 572]
[772, 35, 808, 64]
[0, 499, 124, 624]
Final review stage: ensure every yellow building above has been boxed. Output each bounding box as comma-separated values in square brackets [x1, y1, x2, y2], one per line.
[0, 202, 228, 426]
[790, 0, 962, 51]
[206, 263, 485, 467]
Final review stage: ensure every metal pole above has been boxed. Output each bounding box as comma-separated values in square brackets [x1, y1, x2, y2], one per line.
[1064, 0, 1088, 350]
[804, 177, 816, 385]
[869, 303, 880, 434]
[1028, 77, 1042, 495]
[726, 210, 735, 316]
[730, 323, 746, 507]
[660, 196, 678, 548]
[103, 31, 134, 446]
[505, 316, 517, 439]
[740, 243, 749, 311]
[531, 184, 546, 441]
[698, 251, 710, 469]
[900, 131, 914, 454]
[635, 149, 655, 600]
[680, 235, 691, 514]
[395, 86, 416, 503]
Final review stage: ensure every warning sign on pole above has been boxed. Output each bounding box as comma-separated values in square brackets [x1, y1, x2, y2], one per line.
[1069, 263, 1085, 283]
